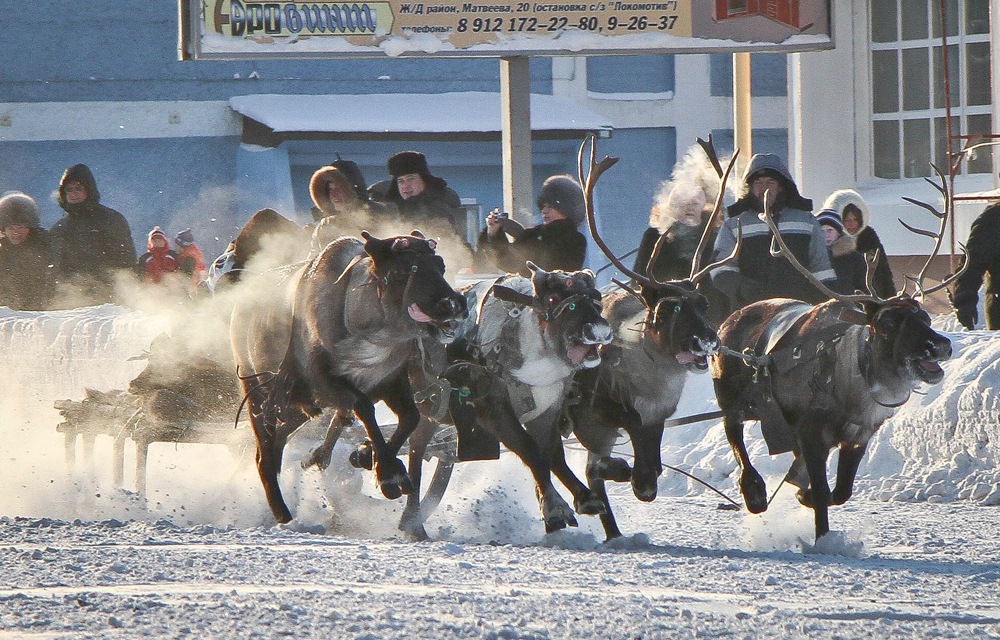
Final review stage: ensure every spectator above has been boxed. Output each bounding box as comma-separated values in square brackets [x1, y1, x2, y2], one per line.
[815, 209, 868, 295]
[49, 163, 137, 306]
[174, 228, 208, 293]
[951, 199, 1000, 330]
[478, 174, 587, 276]
[376, 151, 465, 241]
[309, 160, 389, 236]
[632, 181, 729, 324]
[0, 192, 55, 310]
[821, 189, 896, 298]
[136, 226, 179, 284]
[711, 153, 835, 308]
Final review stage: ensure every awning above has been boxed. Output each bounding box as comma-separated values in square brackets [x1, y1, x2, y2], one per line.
[229, 92, 613, 145]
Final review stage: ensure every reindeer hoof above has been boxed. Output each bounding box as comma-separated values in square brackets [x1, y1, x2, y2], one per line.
[544, 516, 569, 533]
[795, 487, 816, 508]
[376, 457, 412, 500]
[349, 441, 374, 470]
[593, 457, 631, 482]
[740, 472, 768, 514]
[574, 492, 607, 516]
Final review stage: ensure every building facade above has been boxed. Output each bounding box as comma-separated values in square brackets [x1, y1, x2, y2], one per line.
[1, 1, 996, 274]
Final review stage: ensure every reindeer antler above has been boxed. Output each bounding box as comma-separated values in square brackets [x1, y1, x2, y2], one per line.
[579, 135, 689, 300]
[761, 192, 883, 305]
[898, 163, 968, 299]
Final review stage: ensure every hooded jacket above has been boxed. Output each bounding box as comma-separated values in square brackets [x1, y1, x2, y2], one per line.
[309, 165, 389, 232]
[712, 154, 835, 307]
[49, 164, 137, 304]
[821, 189, 896, 298]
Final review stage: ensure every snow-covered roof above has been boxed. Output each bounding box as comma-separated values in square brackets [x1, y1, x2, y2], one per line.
[228, 92, 613, 136]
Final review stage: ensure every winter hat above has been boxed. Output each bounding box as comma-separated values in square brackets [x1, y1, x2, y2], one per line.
[147, 226, 169, 248]
[387, 151, 433, 180]
[175, 228, 195, 247]
[0, 192, 41, 229]
[537, 175, 586, 227]
[815, 208, 844, 235]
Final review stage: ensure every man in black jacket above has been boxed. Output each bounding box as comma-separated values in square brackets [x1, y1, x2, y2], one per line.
[49, 163, 137, 307]
[375, 151, 465, 245]
[952, 200, 1000, 329]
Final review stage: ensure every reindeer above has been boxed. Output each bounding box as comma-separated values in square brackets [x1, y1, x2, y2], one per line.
[230, 231, 467, 524]
[711, 165, 964, 541]
[560, 136, 740, 541]
[397, 263, 614, 538]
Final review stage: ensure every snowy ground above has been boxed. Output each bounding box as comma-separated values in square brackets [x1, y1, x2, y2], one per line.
[2, 305, 1000, 638]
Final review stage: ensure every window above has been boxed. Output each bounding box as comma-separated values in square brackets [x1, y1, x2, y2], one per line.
[586, 55, 674, 99]
[870, 0, 992, 178]
[709, 53, 787, 97]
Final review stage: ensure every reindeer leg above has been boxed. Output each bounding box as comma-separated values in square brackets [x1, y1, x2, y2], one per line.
[248, 402, 293, 524]
[352, 399, 409, 500]
[624, 422, 665, 503]
[723, 412, 768, 514]
[302, 410, 351, 471]
[399, 416, 435, 540]
[533, 415, 605, 517]
[797, 432, 832, 540]
[831, 441, 868, 506]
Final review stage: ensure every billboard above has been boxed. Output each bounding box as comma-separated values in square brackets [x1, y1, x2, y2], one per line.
[182, 0, 832, 59]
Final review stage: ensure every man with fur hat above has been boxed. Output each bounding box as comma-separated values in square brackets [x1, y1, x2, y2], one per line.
[821, 188, 896, 298]
[479, 174, 587, 277]
[376, 151, 465, 241]
[815, 208, 868, 296]
[136, 226, 179, 284]
[711, 153, 835, 307]
[0, 191, 55, 310]
[49, 163, 137, 306]
[309, 159, 389, 235]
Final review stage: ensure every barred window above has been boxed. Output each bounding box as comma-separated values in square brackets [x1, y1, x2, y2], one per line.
[870, 0, 992, 178]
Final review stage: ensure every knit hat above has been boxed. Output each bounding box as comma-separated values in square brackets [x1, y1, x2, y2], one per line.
[815, 208, 844, 235]
[147, 226, 169, 248]
[0, 192, 41, 229]
[537, 175, 586, 227]
[175, 228, 195, 247]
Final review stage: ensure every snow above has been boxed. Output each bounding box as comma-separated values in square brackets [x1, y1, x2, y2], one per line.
[3, 303, 1000, 638]
[228, 92, 613, 135]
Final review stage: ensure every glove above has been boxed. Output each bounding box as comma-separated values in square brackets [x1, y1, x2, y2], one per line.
[955, 303, 978, 330]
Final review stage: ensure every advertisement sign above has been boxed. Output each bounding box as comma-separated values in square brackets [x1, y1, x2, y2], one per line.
[183, 0, 832, 59]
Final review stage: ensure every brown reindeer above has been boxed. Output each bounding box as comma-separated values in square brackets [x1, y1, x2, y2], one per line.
[230, 231, 467, 524]
[563, 135, 741, 541]
[711, 165, 964, 541]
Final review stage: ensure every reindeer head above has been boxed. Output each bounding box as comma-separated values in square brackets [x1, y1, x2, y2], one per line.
[362, 230, 468, 342]
[527, 263, 612, 369]
[579, 134, 740, 371]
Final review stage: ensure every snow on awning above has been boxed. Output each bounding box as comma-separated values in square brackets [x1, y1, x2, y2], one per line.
[229, 92, 613, 144]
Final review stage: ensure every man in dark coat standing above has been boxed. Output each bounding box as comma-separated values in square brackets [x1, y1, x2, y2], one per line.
[478, 174, 587, 277]
[0, 191, 55, 311]
[376, 151, 465, 243]
[952, 200, 1000, 330]
[711, 154, 836, 308]
[49, 163, 137, 307]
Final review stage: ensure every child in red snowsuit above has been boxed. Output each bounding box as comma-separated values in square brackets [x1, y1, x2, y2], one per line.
[136, 226, 179, 284]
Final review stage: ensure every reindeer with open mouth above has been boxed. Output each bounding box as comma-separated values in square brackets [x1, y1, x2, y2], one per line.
[560, 136, 740, 541]
[711, 166, 964, 542]
[403, 261, 614, 536]
[230, 231, 467, 524]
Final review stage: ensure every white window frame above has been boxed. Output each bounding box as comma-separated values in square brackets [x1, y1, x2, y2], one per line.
[866, 0, 992, 180]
